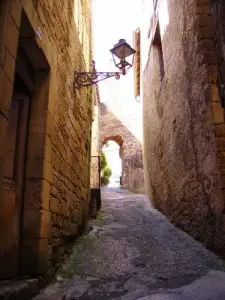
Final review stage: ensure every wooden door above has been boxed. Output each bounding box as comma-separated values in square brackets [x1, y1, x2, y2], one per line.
[0, 94, 30, 278]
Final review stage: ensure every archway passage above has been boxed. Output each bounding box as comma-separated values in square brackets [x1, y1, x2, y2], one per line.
[102, 135, 123, 147]
[102, 140, 122, 188]
[102, 135, 124, 158]
[99, 102, 144, 193]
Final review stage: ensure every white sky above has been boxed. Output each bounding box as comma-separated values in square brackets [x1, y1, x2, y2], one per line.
[91, 0, 144, 145]
[92, 0, 143, 71]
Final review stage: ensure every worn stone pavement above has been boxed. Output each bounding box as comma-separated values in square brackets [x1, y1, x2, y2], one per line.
[33, 188, 225, 300]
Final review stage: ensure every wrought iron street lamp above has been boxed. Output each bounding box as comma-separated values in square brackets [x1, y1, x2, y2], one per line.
[74, 39, 136, 89]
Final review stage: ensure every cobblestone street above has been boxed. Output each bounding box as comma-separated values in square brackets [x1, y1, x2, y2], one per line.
[33, 188, 225, 300]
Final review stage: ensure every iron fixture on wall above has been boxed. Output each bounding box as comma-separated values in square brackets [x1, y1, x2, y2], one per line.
[74, 39, 136, 89]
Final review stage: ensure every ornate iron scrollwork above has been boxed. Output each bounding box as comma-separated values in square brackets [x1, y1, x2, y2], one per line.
[74, 71, 121, 89]
[74, 60, 121, 89]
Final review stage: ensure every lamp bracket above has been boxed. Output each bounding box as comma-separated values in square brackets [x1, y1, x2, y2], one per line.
[74, 71, 121, 90]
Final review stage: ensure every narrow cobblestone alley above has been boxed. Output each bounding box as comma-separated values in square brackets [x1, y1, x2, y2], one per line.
[33, 189, 225, 300]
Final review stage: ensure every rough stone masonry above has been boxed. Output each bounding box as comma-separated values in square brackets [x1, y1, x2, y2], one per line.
[0, 0, 94, 279]
[142, 0, 225, 256]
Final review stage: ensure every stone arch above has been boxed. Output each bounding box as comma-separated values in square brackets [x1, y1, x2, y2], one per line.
[101, 135, 124, 158]
[101, 135, 125, 187]
[101, 135, 123, 148]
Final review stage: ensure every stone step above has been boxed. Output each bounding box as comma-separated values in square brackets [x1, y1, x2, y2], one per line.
[0, 277, 40, 300]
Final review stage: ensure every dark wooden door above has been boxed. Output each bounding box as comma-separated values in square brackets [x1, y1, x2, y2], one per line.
[0, 94, 30, 278]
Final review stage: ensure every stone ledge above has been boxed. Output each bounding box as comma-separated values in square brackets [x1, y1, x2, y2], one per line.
[0, 277, 40, 300]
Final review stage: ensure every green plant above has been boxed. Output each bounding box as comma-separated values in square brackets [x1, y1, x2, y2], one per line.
[101, 152, 112, 186]
[101, 152, 108, 170]
[103, 167, 112, 178]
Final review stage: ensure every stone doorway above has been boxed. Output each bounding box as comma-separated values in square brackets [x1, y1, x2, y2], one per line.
[0, 21, 36, 278]
[0, 8, 49, 278]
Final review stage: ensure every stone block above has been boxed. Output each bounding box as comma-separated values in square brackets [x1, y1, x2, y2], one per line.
[0, 69, 13, 117]
[27, 133, 45, 159]
[24, 179, 50, 211]
[208, 65, 218, 83]
[197, 15, 212, 27]
[198, 27, 213, 39]
[211, 84, 219, 102]
[29, 109, 48, 135]
[197, 0, 211, 4]
[0, 158, 3, 194]
[3, 48, 16, 83]
[5, 15, 19, 58]
[21, 238, 48, 275]
[26, 158, 43, 179]
[199, 39, 214, 51]
[10, 0, 22, 28]
[196, 4, 211, 15]
[212, 102, 224, 124]
[50, 197, 68, 216]
[220, 169, 225, 178]
[26, 158, 53, 183]
[0, 187, 19, 277]
[68, 223, 78, 237]
[215, 124, 225, 138]
[218, 151, 225, 160]
[0, 114, 8, 159]
[81, 186, 88, 200]
[23, 208, 51, 239]
[29, 79, 49, 135]
[0, 188, 17, 255]
[216, 138, 225, 152]
[219, 157, 225, 170]
[45, 135, 52, 163]
[27, 132, 52, 167]
[202, 50, 217, 65]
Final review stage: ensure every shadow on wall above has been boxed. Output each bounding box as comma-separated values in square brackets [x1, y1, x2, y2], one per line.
[142, 0, 225, 257]
[99, 103, 145, 194]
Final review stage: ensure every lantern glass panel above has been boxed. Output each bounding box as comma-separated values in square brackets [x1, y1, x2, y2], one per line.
[112, 45, 135, 59]
[110, 39, 136, 59]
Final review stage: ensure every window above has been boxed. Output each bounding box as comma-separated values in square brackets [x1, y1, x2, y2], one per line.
[133, 28, 141, 98]
[152, 23, 165, 82]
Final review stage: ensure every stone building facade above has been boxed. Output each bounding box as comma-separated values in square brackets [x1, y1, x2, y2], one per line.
[141, 0, 225, 255]
[0, 0, 93, 278]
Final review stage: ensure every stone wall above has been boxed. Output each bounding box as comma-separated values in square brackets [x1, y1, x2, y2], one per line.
[89, 87, 101, 218]
[0, 0, 93, 278]
[90, 88, 100, 189]
[142, 0, 225, 254]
